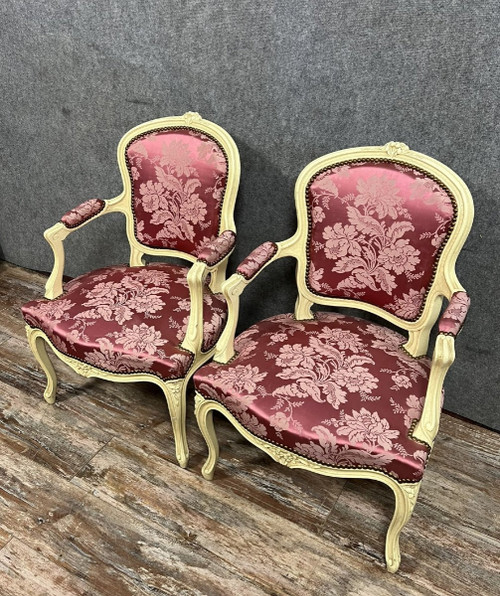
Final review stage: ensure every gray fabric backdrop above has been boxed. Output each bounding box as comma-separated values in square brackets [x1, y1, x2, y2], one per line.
[1, 1, 498, 430]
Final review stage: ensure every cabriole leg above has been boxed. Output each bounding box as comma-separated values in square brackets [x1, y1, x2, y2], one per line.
[385, 481, 421, 572]
[25, 326, 57, 404]
[161, 380, 189, 468]
[194, 394, 220, 480]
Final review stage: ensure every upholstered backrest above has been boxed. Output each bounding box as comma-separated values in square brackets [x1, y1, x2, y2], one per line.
[305, 159, 455, 320]
[115, 114, 239, 263]
[125, 127, 229, 256]
[294, 145, 473, 330]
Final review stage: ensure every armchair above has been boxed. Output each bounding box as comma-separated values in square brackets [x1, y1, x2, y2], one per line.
[22, 112, 240, 468]
[193, 142, 473, 571]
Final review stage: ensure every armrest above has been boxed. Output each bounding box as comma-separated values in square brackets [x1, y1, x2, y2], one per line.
[44, 193, 126, 299]
[214, 238, 294, 363]
[60, 198, 106, 229]
[180, 231, 236, 354]
[438, 292, 470, 336]
[196, 230, 236, 266]
[235, 241, 279, 280]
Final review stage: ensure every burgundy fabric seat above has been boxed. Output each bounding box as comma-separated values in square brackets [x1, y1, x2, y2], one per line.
[22, 263, 228, 381]
[194, 312, 431, 482]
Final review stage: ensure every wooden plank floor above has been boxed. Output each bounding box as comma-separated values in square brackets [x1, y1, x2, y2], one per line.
[0, 260, 498, 595]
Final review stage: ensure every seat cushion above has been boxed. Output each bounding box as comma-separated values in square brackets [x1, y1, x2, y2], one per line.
[22, 264, 227, 380]
[194, 312, 432, 482]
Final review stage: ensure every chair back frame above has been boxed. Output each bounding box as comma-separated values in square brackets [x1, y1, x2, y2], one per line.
[43, 112, 240, 299]
[290, 142, 474, 356]
[116, 112, 240, 266]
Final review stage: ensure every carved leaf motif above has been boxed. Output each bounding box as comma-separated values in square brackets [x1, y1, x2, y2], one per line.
[400, 482, 421, 508]
[68, 359, 95, 377]
[166, 383, 183, 409]
[183, 111, 202, 124]
[274, 449, 300, 467]
[383, 141, 410, 157]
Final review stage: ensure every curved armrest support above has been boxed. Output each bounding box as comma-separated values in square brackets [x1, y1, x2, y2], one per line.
[214, 238, 296, 363]
[180, 231, 236, 354]
[438, 291, 470, 337]
[412, 292, 470, 445]
[44, 193, 126, 299]
[412, 334, 455, 447]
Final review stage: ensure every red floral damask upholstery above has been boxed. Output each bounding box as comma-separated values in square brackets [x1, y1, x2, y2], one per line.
[307, 161, 456, 320]
[126, 128, 229, 257]
[22, 264, 228, 380]
[197, 230, 236, 266]
[236, 241, 278, 280]
[194, 312, 432, 482]
[438, 292, 470, 336]
[61, 199, 105, 228]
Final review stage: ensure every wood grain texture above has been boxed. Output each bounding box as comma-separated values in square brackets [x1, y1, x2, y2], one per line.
[0, 262, 499, 595]
[0, 538, 96, 596]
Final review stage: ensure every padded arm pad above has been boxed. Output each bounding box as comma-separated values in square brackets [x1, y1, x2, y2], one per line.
[61, 199, 106, 228]
[438, 292, 470, 336]
[196, 230, 236, 266]
[235, 241, 279, 280]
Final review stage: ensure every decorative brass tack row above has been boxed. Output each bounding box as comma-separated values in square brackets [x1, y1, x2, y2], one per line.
[302, 157, 458, 323]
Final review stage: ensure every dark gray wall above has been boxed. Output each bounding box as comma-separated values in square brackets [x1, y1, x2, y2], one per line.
[1, 1, 498, 430]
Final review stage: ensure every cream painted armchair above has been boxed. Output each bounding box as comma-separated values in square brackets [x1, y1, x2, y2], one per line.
[22, 112, 240, 468]
[193, 142, 473, 571]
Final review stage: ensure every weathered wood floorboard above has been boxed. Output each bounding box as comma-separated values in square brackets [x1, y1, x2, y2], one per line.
[0, 440, 272, 596]
[71, 435, 445, 596]
[132, 406, 347, 535]
[0, 261, 499, 595]
[0, 537, 98, 596]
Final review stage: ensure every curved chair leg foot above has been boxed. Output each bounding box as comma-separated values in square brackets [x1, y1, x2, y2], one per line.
[385, 481, 421, 573]
[194, 394, 219, 480]
[161, 380, 189, 468]
[25, 326, 57, 404]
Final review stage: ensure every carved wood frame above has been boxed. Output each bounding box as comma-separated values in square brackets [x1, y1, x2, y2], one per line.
[195, 142, 473, 571]
[27, 112, 241, 466]
[195, 393, 420, 573]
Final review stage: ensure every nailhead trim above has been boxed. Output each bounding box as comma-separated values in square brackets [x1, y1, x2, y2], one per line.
[24, 324, 194, 383]
[303, 158, 458, 323]
[124, 126, 230, 252]
[197, 389, 429, 484]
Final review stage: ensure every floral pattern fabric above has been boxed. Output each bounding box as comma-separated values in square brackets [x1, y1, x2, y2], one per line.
[236, 242, 278, 280]
[61, 199, 105, 228]
[438, 292, 470, 336]
[194, 312, 432, 482]
[307, 161, 455, 320]
[197, 230, 236, 266]
[126, 128, 228, 257]
[22, 264, 228, 380]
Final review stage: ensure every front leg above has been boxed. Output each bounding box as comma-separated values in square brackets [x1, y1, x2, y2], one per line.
[161, 379, 189, 468]
[385, 480, 421, 572]
[25, 326, 57, 404]
[194, 393, 220, 480]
